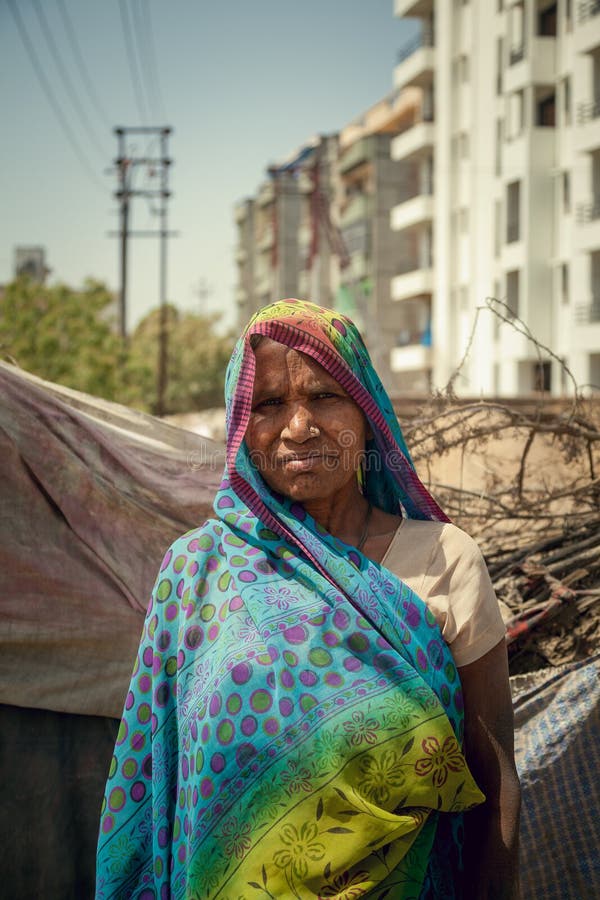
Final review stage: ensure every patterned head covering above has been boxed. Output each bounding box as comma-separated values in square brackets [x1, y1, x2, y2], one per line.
[225, 297, 447, 525]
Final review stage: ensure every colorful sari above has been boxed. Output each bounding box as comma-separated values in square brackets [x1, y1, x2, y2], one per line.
[96, 299, 484, 899]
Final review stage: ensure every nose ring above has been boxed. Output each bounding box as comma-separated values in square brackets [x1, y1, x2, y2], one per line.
[309, 425, 320, 437]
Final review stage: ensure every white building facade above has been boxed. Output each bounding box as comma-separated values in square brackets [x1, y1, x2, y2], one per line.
[393, 0, 600, 395]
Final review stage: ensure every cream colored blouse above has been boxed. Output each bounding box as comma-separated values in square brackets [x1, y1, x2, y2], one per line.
[381, 519, 506, 667]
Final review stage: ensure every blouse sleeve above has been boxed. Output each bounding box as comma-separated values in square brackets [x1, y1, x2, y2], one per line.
[424, 524, 507, 668]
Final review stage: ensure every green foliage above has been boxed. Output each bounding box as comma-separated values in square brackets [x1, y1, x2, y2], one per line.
[123, 304, 234, 415]
[0, 276, 124, 399]
[0, 276, 234, 414]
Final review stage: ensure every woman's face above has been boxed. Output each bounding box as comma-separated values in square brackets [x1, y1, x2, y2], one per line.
[245, 338, 368, 508]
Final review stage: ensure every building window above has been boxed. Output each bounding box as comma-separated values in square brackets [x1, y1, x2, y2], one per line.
[495, 200, 502, 257]
[561, 263, 569, 304]
[459, 132, 469, 159]
[493, 280, 502, 340]
[506, 269, 520, 318]
[496, 119, 503, 175]
[508, 90, 525, 139]
[496, 38, 504, 95]
[589, 353, 600, 392]
[565, 0, 572, 29]
[537, 90, 556, 127]
[459, 208, 469, 232]
[563, 76, 571, 126]
[507, 180, 521, 243]
[534, 361, 552, 392]
[563, 171, 571, 214]
[508, 3, 526, 63]
[538, 3, 557, 37]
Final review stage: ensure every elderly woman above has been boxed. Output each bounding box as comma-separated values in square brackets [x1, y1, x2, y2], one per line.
[96, 300, 520, 899]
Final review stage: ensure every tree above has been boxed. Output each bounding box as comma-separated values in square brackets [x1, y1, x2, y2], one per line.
[0, 277, 234, 415]
[122, 305, 234, 415]
[0, 276, 124, 399]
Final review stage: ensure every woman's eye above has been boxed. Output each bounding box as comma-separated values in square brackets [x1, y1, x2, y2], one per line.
[315, 392, 336, 400]
[256, 397, 281, 408]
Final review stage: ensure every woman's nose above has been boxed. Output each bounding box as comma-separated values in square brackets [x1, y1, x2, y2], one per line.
[281, 405, 318, 442]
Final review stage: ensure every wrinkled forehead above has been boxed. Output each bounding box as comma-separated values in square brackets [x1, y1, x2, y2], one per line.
[250, 336, 347, 393]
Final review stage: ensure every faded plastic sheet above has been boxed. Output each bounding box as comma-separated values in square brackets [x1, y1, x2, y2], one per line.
[512, 654, 600, 899]
[0, 361, 224, 719]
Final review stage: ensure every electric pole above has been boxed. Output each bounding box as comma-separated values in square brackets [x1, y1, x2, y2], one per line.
[110, 126, 176, 415]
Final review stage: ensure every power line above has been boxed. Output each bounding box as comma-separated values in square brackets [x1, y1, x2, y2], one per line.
[7, 0, 107, 193]
[139, 0, 167, 122]
[131, 0, 163, 120]
[55, 0, 113, 131]
[119, 0, 149, 124]
[31, 0, 107, 158]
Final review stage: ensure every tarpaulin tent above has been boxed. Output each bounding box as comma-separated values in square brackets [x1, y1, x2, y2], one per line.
[0, 361, 223, 897]
[1, 362, 598, 898]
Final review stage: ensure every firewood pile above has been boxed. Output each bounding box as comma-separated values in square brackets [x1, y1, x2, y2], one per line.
[397, 387, 600, 675]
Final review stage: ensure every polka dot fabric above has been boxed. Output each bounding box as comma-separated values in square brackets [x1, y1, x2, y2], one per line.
[96, 300, 484, 900]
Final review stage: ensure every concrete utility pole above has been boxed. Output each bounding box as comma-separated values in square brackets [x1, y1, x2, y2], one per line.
[110, 126, 176, 415]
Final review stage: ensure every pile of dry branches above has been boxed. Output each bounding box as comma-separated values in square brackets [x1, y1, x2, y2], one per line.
[395, 303, 600, 674]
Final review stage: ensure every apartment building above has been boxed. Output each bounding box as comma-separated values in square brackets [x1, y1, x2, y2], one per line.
[233, 96, 424, 393]
[393, 0, 600, 395]
[336, 91, 424, 388]
[234, 135, 339, 332]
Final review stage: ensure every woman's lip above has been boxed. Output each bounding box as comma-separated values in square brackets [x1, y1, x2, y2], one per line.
[279, 453, 325, 471]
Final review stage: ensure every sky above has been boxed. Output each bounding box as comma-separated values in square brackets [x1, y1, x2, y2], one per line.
[0, 1, 418, 333]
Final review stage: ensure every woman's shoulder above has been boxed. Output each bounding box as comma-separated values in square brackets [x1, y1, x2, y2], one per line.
[161, 517, 223, 559]
[383, 518, 484, 568]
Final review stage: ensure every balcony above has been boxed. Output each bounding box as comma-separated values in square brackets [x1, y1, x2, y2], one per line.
[577, 98, 600, 124]
[391, 268, 434, 301]
[575, 2, 600, 54]
[391, 120, 434, 162]
[339, 252, 370, 283]
[255, 272, 272, 298]
[235, 202, 251, 224]
[394, 0, 433, 16]
[256, 226, 275, 252]
[504, 38, 556, 94]
[394, 27, 434, 90]
[340, 193, 372, 227]
[297, 172, 313, 194]
[503, 133, 527, 179]
[257, 181, 275, 207]
[578, 0, 600, 21]
[509, 44, 525, 66]
[575, 199, 600, 250]
[576, 99, 600, 152]
[390, 194, 434, 233]
[574, 300, 600, 323]
[297, 222, 312, 247]
[504, 127, 555, 179]
[576, 199, 600, 223]
[390, 343, 433, 372]
[506, 221, 521, 244]
[339, 136, 375, 175]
